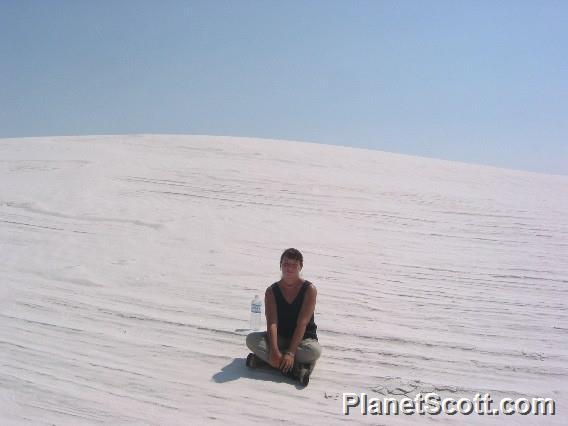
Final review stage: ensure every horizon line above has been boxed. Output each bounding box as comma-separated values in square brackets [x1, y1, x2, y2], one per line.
[2, 131, 566, 179]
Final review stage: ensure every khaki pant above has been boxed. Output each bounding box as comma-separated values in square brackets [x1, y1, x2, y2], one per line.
[246, 331, 322, 365]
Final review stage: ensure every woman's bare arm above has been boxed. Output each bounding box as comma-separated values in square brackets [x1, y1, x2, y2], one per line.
[265, 286, 282, 366]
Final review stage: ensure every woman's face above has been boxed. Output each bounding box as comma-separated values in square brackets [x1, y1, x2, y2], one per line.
[281, 257, 302, 278]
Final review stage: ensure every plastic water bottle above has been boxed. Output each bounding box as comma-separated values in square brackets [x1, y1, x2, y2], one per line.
[250, 295, 262, 331]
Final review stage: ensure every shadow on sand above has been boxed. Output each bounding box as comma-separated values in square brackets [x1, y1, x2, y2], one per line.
[212, 358, 305, 389]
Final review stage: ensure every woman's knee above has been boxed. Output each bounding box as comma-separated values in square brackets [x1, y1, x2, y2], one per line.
[246, 331, 266, 351]
[298, 339, 322, 362]
[309, 341, 322, 360]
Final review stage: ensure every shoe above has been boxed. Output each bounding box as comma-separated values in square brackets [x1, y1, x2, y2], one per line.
[280, 368, 296, 379]
[296, 363, 312, 386]
[246, 353, 267, 368]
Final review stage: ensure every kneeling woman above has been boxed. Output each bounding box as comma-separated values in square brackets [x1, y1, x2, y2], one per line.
[246, 248, 322, 383]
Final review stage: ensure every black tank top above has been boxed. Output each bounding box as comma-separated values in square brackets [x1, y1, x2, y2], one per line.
[271, 280, 318, 340]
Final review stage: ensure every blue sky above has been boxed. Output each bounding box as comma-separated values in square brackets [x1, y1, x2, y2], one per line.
[1, 0, 566, 175]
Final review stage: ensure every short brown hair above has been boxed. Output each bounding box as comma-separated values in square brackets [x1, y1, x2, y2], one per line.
[280, 248, 303, 267]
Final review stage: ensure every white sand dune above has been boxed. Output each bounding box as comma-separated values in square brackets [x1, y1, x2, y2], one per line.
[1, 134, 567, 425]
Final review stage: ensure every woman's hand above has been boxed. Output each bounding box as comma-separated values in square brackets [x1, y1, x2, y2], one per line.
[279, 352, 295, 374]
[268, 348, 283, 368]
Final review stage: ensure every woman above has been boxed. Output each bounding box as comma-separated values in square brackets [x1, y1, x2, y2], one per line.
[246, 248, 322, 384]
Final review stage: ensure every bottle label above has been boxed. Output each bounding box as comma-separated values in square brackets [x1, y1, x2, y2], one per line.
[251, 304, 261, 313]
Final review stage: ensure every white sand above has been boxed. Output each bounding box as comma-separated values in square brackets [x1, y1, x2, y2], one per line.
[1, 134, 566, 425]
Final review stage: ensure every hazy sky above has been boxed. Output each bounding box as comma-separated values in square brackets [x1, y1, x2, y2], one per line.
[1, 1, 566, 175]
